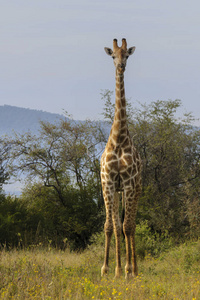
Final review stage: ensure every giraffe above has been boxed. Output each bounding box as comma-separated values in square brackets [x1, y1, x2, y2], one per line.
[100, 38, 142, 279]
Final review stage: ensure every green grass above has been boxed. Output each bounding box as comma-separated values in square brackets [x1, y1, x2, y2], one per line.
[0, 240, 200, 299]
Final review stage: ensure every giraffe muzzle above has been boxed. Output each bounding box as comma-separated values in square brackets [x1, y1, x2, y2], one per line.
[117, 64, 125, 73]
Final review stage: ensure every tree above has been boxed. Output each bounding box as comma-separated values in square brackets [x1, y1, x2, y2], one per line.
[3, 116, 105, 208]
[0, 138, 9, 190]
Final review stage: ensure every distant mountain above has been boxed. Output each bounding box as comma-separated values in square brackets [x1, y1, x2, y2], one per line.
[0, 105, 65, 136]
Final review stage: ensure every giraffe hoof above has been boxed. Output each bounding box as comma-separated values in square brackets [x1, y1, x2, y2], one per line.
[101, 265, 109, 276]
[115, 267, 122, 278]
[125, 271, 134, 280]
[133, 267, 138, 277]
[125, 265, 134, 279]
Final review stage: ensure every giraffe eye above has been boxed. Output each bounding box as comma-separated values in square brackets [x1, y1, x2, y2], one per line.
[126, 56, 129, 59]
[112, 56, 115, 59]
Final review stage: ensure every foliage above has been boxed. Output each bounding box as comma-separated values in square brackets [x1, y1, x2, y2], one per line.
[135, 221, 174, 258]
[21, 183, 104, 250]
[0, 194, 27, 247]
[0, 183, 103, 250]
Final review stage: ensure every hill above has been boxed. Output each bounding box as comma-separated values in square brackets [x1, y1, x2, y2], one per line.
[0, 105, 65, 136]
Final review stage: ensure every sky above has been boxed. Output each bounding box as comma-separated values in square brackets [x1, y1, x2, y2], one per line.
[1, 0, 200, 124]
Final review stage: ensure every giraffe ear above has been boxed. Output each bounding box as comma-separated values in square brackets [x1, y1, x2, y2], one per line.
[104, 47, 113, 56]
[127, 47, 136, 55]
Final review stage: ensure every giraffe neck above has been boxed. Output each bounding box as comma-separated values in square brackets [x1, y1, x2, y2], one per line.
[111, 72, 127, 140]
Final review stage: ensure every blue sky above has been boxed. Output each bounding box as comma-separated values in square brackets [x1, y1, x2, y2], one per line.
[1, 0, 200, 123]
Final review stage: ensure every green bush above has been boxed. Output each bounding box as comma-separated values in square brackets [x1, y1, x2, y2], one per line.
[135, 221, 174, 258]
[0, 194, 27, 247]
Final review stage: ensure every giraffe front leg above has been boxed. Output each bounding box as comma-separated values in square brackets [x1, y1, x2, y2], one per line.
[101, 223, 113, 276]
[101, 191, 114, 276]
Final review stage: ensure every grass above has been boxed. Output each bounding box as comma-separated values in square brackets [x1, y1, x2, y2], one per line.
[0, 240, 200, 299]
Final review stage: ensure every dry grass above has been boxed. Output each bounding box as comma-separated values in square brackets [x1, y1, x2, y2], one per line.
[0, 241, 200, 299]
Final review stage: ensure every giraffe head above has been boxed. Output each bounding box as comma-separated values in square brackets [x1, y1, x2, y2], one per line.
[104, 38, 135, 75]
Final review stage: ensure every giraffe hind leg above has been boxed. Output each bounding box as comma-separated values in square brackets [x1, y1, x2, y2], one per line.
[101, 230, 113, 276]
[123, 190, 138, 279]
[131, 234, 138, 276]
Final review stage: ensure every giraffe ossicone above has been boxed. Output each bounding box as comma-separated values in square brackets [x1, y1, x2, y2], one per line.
[101, 38, 142, 279]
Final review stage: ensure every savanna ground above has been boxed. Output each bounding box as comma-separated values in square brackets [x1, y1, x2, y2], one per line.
[0, 239, 200, 300]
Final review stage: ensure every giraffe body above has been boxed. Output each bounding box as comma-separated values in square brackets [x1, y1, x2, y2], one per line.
[101, 39, 142, 278]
